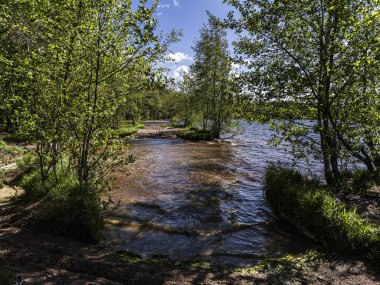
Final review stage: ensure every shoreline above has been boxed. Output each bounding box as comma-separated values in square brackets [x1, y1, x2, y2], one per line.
[1, 225, 380, 284]
[1, 130, 380, 284]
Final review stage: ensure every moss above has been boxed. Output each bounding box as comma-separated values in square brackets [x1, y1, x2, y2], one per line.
[120, 251, 144, 263]
[177, 129, 213, 141]
[264, 165, 380, 263]
[233, 250, 320, 279]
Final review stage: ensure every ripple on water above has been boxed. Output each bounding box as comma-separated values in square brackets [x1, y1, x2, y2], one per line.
[106, 123, 322, 266]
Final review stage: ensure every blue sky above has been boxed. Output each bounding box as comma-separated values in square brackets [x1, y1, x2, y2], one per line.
[154, 0, 235, 81]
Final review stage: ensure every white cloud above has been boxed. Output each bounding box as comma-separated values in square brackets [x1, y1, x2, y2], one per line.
[167, 52, 193, 63]
[173, 65, 189, 82]
[173, 0, 180, 7]
[157, 12, 163, 16]
[158, 4, 170, 8]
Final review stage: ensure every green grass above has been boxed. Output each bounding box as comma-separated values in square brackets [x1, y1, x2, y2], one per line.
[0, 140, 25, 170]
[110, 123, 145, 138]
[340, 168, 380, 193]
[21, 167, 104, 241]
[0, 140, 24, 156]
[264, 165, 380, 263]
[0, 169, 4, 188]
[177, 129, 213, 141]
[16, 153, 38, 171]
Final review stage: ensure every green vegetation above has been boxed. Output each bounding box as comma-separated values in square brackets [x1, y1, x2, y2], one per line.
[1, 2, 380, 281]
[110, 123, 145, 138]
[0, 0, 179, 240]
[225, 0, 380, 186]
[177, 129, 213, 141]
[117, 249, 321, 284]
[16, 153, 38, 172]
[177, 13, 238, 139]
[233, 250, 320, 284]
[0, 140, 24, 162]
[264, 165, 380, 262]
[342, 169, 380, 194]
[21, 167, 103, 241]
[0, 140, 25, 172]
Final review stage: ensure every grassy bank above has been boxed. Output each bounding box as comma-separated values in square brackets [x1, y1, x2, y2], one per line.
[177, 128, 213, 141]
[110, 123, 145, 138]
[19, 168, 103, 241]
[264, 165, 380, 263]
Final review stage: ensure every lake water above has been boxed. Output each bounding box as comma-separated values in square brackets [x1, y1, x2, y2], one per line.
[105, 123, 323, 266]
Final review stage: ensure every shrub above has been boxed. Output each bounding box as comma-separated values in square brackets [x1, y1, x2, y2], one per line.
[21, 168, 104, 241]
[177, 129, 213, 141]
[264, 165, 380, 263]
[110, 123, 144, 138]
[351, 169, 378, 193]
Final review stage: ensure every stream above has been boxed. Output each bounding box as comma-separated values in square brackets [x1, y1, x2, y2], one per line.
[105, 122, 323, 266]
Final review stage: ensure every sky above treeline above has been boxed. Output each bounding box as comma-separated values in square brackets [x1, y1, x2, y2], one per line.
[153, 0, 235, 82]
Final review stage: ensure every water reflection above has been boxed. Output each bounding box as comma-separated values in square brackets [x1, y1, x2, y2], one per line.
[105, 123, 322, 266]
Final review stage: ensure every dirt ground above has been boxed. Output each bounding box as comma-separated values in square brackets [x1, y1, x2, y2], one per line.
[1, 224, 380, 285]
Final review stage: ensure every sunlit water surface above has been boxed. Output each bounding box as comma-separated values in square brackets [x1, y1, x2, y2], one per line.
[105, 123, 323, 266]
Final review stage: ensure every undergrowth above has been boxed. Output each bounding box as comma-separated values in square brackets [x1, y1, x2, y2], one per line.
[20, 167, 104, 241]
[110, 123, 145, 138]
[177, 129, 213, 141]
[264, 165, 380, 264]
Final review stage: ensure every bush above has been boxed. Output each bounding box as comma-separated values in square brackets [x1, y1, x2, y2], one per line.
[264, 165, 380, 263]
[110, 123, 145, 138]
[0, 140, 23, 155]
[0, 264, 13, 285]
[21, 168, 104, 241]
[351, 169, 379, 193]
[177, 129, 213, 141]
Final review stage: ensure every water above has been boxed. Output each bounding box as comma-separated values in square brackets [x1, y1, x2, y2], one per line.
[105, 123, 323, 266]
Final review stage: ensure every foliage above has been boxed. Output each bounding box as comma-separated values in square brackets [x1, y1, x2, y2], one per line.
[0, 140, 24, 165]
[0, 140, 23, 155]
[21, 167, 103, 240]
[225, 0, 380, 185]
[16, 153, 38, 171]
[338, 168, 380, 194]
[180, 13, 237, 139]
[177, 129, 213, 141]
[264, 165, 380, 262]
[110, 123, 145, 138]
[0, 0, 179, 237]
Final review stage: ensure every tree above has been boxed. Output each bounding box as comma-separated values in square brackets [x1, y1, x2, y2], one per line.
[1, 0, 178, 193]
[187, 13, 236, 139]
[225, 0, 380, 185]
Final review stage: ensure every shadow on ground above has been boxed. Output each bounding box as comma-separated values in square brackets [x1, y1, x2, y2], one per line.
[1, 225, 380, 285]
